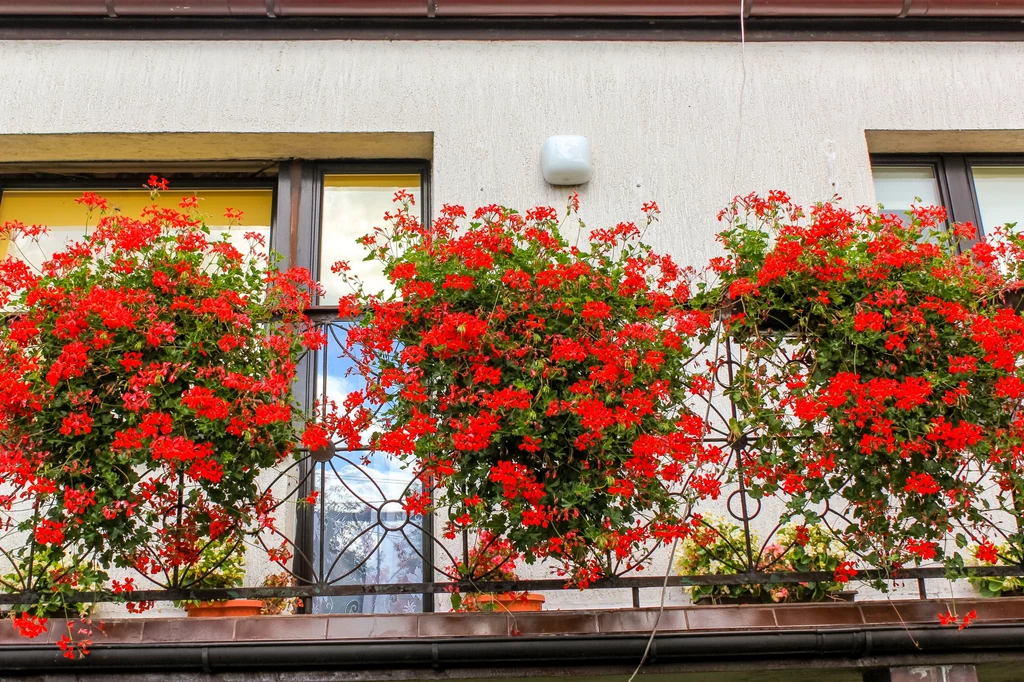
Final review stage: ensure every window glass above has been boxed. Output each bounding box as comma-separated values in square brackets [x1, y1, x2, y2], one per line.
[871, 165, 944, 222]
[971, 165, 1024, 234]
[319, 174, 421, 307]
[0, 189, 273, 272]
[310, 323, 424, 614]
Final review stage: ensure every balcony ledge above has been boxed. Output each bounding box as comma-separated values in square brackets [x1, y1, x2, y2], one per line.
[2, 598, 1024, 677]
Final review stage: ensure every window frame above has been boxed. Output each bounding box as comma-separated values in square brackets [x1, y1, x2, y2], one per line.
[0, 173, 278, 248]
[0, 174, 279, 204]
[0, 171, 280, 299]
[0, 160, 437, 614]
[871, 153, 1024, 249]
[310, 160, 431, 309]
[290, 159, 435, 614]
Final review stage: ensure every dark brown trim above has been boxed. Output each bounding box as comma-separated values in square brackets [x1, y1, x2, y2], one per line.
[3, 16, 1024, 41]
[286, 161, 301, 270]
[938, 155, 981, 228]
[0, 170, 277, 186]
[289, 159, 433, 614]
[871, 153, 1024, 242]
[7, 0, 1024, 19]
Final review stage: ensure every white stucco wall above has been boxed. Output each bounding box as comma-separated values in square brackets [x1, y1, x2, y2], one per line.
[2, 39, 1024, 270]
[3, 38, 1024, 612]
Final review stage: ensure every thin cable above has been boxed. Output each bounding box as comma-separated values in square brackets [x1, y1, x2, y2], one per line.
[625, 6, 745, 673]
[740, 0, 746, 43]
[624, 538, 679, 682]
[729, 0, 748, 192]
[626, 317, 725, 682]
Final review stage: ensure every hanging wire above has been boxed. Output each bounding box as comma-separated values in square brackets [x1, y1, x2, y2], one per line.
[729, 0, 749, 192]
[626, 314, 728, 682]
[625, 3, 747, 676]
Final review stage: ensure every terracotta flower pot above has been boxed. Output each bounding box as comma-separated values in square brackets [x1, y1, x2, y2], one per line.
[186, 599, 264, 618]
[468, 592, 546, 612]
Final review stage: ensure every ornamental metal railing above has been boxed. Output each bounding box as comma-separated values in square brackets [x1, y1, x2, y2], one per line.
[2, 320, 1023, 614]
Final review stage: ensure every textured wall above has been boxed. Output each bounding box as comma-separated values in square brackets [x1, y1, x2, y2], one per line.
[3, 38, 1024, 611]
[2, 40, 1024, 268]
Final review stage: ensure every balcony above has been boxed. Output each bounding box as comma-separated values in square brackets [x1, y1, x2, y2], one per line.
[4, 189, 1024, 682]
[3, 332, 1024, 679]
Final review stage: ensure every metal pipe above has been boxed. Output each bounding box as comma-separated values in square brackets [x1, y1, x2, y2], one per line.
[749, 1, 905, 17]
[0, 1, 106, 14]
[273, 1, 426, 15]
[2, 624, 1024, 674]
[3, 0, 1024, 17]
[906, 0, 1024, 16]
[434, 1, 739, 16]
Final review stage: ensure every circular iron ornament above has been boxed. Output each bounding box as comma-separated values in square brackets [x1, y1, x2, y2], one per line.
[726, 489, 761, 522]
[311, 441, 337, 463]
[378, 500, 410, 531]
[713, 357, 742, 390]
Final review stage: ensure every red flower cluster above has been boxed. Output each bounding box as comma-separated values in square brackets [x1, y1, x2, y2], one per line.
[11, 613, 48, 639]
[448, 531, 528, 612]
[0, 182, 319, 643]
[939, 609, 978, 630]
[329, 195, 720, 582]
[712, 191, 1024, 571]
[833, 561, 857, 584]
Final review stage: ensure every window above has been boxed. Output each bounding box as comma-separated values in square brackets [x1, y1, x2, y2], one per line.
[871, 154, 1024, 240]
[871, 165, 944, 222]
[0, 187, 273, 271]
[318, 173, 421, 305]
[300, 164, 432, 614]
[0, 161, 434, 614]
[971, 165, 1024, 234]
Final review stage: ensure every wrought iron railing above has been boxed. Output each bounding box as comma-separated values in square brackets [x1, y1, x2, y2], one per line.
[3, 320, 1024, 614]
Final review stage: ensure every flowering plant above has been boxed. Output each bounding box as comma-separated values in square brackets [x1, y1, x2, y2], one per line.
[260, 571, 302, 615]
[1, 548, 102, 618]
[0, 179, 321, 636]
[448, 531, 524, 612]
[703, 192, 1024, 573]
[675, 517, 851, 604]
[988, 221, 1024, 301]
[968, 542, 1024, 598]
[330, 194, 724, 584]
[172, 536, 247, 608]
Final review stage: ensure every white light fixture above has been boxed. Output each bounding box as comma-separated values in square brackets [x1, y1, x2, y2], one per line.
[541, 135, 593, 186]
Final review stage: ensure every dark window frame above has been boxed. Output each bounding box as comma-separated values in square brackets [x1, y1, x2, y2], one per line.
[871, 153, 1024, 247]
[871, 153, 974, 228]
[285, 159, 435, 614]
[309, 159, 431, 309]
[0, 170, 280, 296]
[0, 173, 279, 239]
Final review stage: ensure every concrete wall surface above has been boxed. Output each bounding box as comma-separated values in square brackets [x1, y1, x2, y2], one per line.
[1, 39, 1023, 268]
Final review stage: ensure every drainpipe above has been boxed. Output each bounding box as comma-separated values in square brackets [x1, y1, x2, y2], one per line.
[3, 0, 1024, 17]
[2, 624, 1024, 674]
